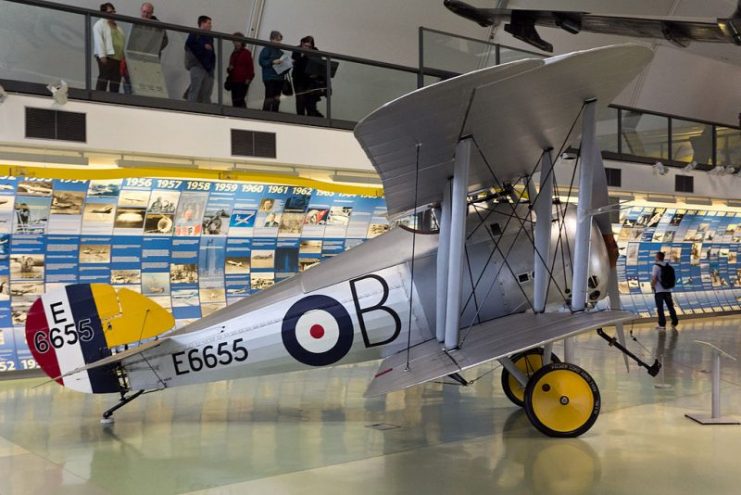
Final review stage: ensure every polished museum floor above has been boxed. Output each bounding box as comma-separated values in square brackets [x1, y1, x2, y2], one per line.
[0, 316, 740, 495]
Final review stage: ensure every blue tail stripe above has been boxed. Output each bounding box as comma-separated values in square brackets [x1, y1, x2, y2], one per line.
[65, 284, 121, 394]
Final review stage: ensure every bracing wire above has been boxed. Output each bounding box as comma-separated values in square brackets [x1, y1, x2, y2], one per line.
[404, 143, 422, 371]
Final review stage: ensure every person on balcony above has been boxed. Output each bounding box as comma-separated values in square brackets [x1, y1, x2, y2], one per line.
[184, 15, 215, 104]
[93, 3, 126, 93]
[291, 36, 325, 117]
[226, 33, 255, 108]
[259, 31, 286, 112]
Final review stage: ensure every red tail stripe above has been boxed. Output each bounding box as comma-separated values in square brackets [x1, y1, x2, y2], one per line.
[25, 298, 63, 385]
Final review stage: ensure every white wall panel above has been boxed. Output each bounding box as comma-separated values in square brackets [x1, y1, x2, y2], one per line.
[0, 94, 373, 172]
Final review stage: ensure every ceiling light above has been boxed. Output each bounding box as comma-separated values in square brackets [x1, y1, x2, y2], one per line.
[330, 173, 382, 185]
[116, 159, 197, 168]
[231, 164, 299, 176]
[684, 196, 712, 205]
[0, 150, 88, 165]
[646, 195, 676, 204]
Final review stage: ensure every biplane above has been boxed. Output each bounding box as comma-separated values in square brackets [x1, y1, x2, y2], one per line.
[27, 44, 656, 437]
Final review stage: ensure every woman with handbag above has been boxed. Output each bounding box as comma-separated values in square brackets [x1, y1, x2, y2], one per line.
[226, 32, 255, 108]
[258, 30, 286, 112]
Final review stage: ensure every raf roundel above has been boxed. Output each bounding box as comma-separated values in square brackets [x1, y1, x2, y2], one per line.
[281, 295, 354, 366]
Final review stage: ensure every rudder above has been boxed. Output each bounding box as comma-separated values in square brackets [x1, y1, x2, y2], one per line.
[25, 284, 174, 394]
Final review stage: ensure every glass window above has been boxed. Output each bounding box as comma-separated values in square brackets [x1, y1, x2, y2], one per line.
[620, 110, 669, 159]
[671, 119, 712, 165]
[499, 45, 544, 65]
[596, 106, 619, 153]
[421, 29, 497, 77]
[328, 59, 417, 122]
[716, 127, 741, 168]
[0, 1, 86, 88]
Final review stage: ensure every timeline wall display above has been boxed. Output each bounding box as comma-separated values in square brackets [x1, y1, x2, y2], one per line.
[0, 176, 387, 373]
[0, 176, 739, 374]
[614, 205, 741, 319]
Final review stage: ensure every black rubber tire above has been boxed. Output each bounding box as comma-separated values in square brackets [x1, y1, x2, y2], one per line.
[523, 362, 601, 438]
[501, 348, 560, 408]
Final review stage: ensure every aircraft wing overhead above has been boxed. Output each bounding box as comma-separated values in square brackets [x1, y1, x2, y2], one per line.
[443, 0, 741, 51]
[354, 44, 653, 219]
[364, 310, 636, 397]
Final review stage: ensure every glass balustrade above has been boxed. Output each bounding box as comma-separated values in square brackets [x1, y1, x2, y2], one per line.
[419, 27, 740, 170]
[672, 119, 713, 165]
[329, 59, 417, 123]
[0, 1, 738, 172]
[0, 1, 86, 88]
[716, 127, 741, 168]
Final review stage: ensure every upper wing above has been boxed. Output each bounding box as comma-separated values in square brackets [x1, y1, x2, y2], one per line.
[354, 44, 653, 219]
[444, 0, 741, 51]
[364, 310, 635, 397]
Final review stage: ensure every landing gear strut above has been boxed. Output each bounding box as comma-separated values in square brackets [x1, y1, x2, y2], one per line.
[101, 390, 145, 424]
[596, 328, 661, 376]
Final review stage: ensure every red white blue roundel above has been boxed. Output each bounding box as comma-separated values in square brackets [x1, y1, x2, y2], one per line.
[282, 295, 354, 366]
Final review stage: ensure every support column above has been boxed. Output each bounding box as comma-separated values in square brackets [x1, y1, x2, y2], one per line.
[571, 100, 597, 313]
[444, 138, 471, 350]
[533, 150, 554, 313]
[435, 180, 452, 343]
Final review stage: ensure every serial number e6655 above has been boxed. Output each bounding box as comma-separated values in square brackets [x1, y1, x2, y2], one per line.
[171, 338, 248, 376]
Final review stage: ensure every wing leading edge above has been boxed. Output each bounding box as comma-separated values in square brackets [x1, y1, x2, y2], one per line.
[364, 310, 636, 397]
[354, 44, 653, 219]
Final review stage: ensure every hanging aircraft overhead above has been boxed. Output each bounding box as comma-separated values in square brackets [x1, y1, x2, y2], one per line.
[444, 0, 741, 52]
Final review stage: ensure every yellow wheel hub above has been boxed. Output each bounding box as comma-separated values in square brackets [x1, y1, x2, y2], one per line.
[524, 362, 600, 437]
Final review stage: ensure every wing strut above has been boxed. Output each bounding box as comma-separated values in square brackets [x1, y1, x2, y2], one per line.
[444, 138, 472, 350]
[533, 149, 554, 313]
[567, 98, 599, 361]
[435, 179, 452, 343]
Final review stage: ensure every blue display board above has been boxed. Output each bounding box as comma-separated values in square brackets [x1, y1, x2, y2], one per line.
[1, 178, 738, 374]
[616, 206, 741, 319]
[0, 177, 388, 373]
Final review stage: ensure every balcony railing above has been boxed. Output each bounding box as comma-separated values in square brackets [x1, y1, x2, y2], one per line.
[419, 27, 741, 172]
[1, 0, 738, 171]
[0, 0, 436, 130]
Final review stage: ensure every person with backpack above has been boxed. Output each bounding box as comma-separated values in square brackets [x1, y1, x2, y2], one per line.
[651, 251, 679, 331]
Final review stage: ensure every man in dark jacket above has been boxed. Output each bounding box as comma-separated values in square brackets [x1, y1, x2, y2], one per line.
[651, 251, 679, 331]
[185, 15, 215, 103]
[259, 30, 286, 112]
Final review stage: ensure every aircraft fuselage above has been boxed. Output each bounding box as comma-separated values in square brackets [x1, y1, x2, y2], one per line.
[124, 205, 610, 391]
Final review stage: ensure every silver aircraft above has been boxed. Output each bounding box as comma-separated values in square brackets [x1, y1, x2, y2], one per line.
[27, 44, 654, 437]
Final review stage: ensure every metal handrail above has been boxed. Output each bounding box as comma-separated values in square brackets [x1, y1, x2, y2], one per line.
[2, 0, 420, 75]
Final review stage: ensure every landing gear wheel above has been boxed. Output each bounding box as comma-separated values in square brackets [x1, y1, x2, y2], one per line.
[501, 348, 560, 407]
[523, 362, 600, 438]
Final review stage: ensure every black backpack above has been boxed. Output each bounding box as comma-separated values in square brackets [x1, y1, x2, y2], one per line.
[657, 263, 676, 289]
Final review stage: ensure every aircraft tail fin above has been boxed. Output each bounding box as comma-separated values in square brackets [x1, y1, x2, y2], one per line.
[25, 284, 175, 394]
